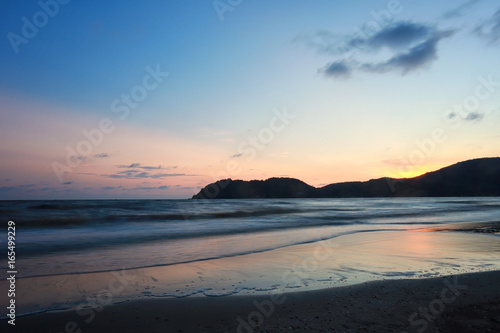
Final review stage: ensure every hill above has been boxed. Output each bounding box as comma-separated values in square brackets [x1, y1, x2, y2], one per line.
[191, 157, 500, 199]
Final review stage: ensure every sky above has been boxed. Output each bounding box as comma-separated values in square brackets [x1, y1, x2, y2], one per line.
[1, 0, 499, 199]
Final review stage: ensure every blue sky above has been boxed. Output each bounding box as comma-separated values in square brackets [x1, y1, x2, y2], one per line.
[1, 0, 499, 199]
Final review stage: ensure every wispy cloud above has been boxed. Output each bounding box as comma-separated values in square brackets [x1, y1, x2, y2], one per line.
[116, 163, 177, 171]
[70, 153, 110, 163]
[102, 186, 123, 190]
[105, 162, 187, 179]
[442, 0, 481, 19]
[464, 111, 484, 121]
[474, 8, 500, 44]
[0, 184, 35, 191]
[129, 185, 170, 191]
[447, 111, 484, 122]
[104, 171, 188, 179]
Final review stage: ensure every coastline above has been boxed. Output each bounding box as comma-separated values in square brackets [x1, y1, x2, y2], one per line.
[2, 270, 499, 332]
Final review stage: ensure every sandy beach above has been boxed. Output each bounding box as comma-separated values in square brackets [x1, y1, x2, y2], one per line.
[1, 270, 498, 332]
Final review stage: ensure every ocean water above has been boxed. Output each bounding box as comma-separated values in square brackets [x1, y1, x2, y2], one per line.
[1, 197, 500, 278]
[1, 197, 500, 316]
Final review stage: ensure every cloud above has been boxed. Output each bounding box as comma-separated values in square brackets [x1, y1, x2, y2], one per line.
[39, 187, 58, 191]
[474, 9, 500, 44]
[69, 155, 89, 164]
[116, 163, 177, 170]
[0, 184, 35, 191]
[320, 61, 352, 78]
[447, 111, 484, 122]
[366, 22, 433, 50]
[105, 171, 187, 179]
[117, 163, 141, 168]
[303, 21, 454, 79]
[63, 181, 73, 185]
[442, 0, 481, 19]
[102, 186, 123, 190]
[360, 31, 453, 74]
[465, 111, 484, 121]
[129, 185, 170, 191]
[230, 153, 243, 158]
[93, 153, 110, 158]
[81, 163, 194, 180]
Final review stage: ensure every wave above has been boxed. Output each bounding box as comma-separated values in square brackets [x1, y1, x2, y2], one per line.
[14, 206, 365, 228]
[13, 218, 375, 256]
[12, 202, 498, 228]
[15, 228, 391, 279]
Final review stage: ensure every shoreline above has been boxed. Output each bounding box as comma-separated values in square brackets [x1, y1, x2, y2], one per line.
[2, 229, 499, 325]
[3, 270, 499, 332]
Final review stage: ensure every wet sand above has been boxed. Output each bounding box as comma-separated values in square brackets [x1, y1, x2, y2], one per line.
[2, 270, 499, 332]
[5, 230, 500, 318]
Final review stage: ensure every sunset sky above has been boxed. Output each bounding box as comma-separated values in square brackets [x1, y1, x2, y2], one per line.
[1, 0, 500, 199]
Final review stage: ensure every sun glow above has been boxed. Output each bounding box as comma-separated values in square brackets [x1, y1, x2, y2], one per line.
[383, 165, 430, 179]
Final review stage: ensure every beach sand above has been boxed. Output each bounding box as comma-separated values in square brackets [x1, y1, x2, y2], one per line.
[2, 270, 499, 332]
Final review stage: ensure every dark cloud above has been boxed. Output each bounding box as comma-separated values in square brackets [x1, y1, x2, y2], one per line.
[320, 61, 352, 78]
[303, 21, 454, 79]
[93, 153, 110, 158]
[63, 181, 73, 185]
[361, 31, 453, 74]
[366, 22, 433, 50]
[442, 0, 481, 19]
[474, 9, 500, 44]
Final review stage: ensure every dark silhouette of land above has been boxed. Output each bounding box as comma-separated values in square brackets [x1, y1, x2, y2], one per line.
[192, 157, 500, 199]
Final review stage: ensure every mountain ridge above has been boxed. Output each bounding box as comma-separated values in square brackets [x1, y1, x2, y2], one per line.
[192, 157, 500, 199]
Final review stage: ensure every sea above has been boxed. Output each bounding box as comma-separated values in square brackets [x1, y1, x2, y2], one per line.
[1, 197, 500, 316]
